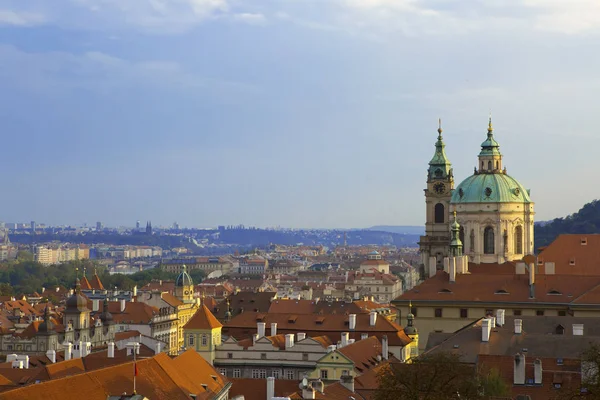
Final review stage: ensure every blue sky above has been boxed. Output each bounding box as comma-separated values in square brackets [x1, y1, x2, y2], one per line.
[0, 0, 599, 228]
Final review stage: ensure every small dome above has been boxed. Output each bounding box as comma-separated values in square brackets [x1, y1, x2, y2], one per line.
[100, 299, 114, 325]
[65, 278, 89, 312]
[175, 265, 193, 287]
[38, 308, 55, 334]
[451, 173, 531, 204]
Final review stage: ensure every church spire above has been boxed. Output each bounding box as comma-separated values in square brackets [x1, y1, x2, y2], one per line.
[449, 211, 463, 257]
[478, 115, 502, 173]
[428, 119, 453, 182]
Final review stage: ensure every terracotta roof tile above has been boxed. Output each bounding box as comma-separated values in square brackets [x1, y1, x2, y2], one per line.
[161, 293, 183, 307]
[229, 378, 300, 400]
[184, 305, 222, 330]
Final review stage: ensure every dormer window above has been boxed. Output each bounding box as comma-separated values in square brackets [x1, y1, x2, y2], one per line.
[438, 288, 452, 294]
[495, 289, 509, 295]
[548, 290, 562, 296]
[581, 238, 588, 245]
[570, 258, 576, 266]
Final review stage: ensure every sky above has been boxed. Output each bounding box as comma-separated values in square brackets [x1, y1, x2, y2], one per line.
[0, 0, 599, 229]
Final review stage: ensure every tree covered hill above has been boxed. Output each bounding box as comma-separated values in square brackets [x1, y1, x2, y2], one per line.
[535, 199, 600, 249]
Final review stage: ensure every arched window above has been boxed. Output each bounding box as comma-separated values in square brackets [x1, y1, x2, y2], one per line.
[487, 161, 492, 171]
[484, 227, 495, 254]
[481, 161, 484, 170]
[434, 203, 444, 223]
[495, 161, 499, 170]
[469, 230, 475, 253]
[515, 226, 523, 254]
[459, 226, 465, 245]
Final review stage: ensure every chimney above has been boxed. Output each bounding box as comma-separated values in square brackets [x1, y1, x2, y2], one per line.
[463, 255, 469, 273]
[302, 385, 315, 399]
[11, 361, 23, 369]
[120, 299, 126, 313]
[17, 355, 29, 369]
[285, 334, 294, 350]
[92, 299, 99, 312]
[155, 342, 162, 354]
[341, 332, 349, 348]
[490, 316, 496, 328]
[196, 298, 201, 307]
[382, 335, 389, 360]
[65, 343, 73, 360]
[340, 375, 354, 392]
[514, 353, 526, 385]
[257, 322, 266, 338]
[253, 333, 259, 345]
[514, 319, 523, 334]
[271, 322, 277, 336]
[348, 314, 356, 331]
[327, 345, 336, 353]
[528, 262, 535, 298]
[133, 285, 137, 297]
[46, 349, 56, 363]
[443, 257, 449, 273]
[369, 312, 377, 327]
[449, 257, 456, 283]
[108, 342, 115, 358]
[297, 332, 306, 341]
[496, 309, 505, 327]
[534, 359, 543, 384]
[573, 324, 584, 336]
[267, 376, 275, 400]
[482, 319, 491, 342]
[361, 333, 368, 340]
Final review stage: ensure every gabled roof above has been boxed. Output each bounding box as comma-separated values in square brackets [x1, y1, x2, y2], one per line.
[184, 305, 222, 330]
[89, 273, 105, 291]
[338, 336, 387, 374]
[79, 276, 92, 291]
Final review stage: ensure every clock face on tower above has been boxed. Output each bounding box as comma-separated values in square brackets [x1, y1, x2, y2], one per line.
[184, 290, 189, 295]
[433, 182, 446, 194]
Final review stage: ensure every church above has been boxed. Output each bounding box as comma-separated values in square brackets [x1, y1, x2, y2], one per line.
[418, 118, 535, 271]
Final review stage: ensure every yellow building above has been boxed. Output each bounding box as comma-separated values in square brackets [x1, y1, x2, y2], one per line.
[183, 303, 223, 364]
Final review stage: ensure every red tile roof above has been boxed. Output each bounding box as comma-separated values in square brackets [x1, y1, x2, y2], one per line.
[184, 305, 223, 330]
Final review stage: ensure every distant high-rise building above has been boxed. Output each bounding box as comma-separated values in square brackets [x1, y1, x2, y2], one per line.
[136, 220, 140, 229]
[146, 221, 152, 235]
[96, 221, 103, 231]
[173, 222, 180, 230]
[30, 221, 36, 232]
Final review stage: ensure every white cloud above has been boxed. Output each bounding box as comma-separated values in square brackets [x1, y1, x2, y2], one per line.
[232, 13, 266, 26]
[0, 9, 46, 26]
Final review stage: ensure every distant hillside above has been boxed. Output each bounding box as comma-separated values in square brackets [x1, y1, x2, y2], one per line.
[368, 226, 424, 235]
[535, 199, 600, 249]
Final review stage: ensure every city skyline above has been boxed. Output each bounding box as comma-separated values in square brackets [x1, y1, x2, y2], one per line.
[0, 1, 598, 228]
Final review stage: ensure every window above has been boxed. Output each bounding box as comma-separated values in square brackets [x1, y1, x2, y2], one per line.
[460, 309, 468, 318]
[487, 161, 492, 170]
[227, 353, 233, 359]
[557, 358, 564, 366]
[570, 258, 576, 266]
[218, 368, 227, 376]
[470, 229, 475, 253]
[259, 370, 267, 379]
[556, 325, 565, 335]
[261, 353, 267, 360]
[233, 369, 241, 378]
[514, 226, 523, 254]
[558, 310, 567, 316]
[513, 310, 522, 316]
[320, 369, 329, 380]
[272, 370, 281, 379]
[435, 308, 443, 318]
[536, 310, 545, 316]
[285, 370, 295, 380]
[434, 203, 445, 224]
[484, 227, 495, 254]
[252, 370, 260, 379]
[302, 353, 309, 361]
[341, 370, 350, 376]
[188, 334, 194, 346]
[202, 334, 208, 346]
[495, 161, 499, 170]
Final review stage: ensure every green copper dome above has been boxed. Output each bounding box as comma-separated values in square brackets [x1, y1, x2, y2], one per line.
[451, 173, 531, 204]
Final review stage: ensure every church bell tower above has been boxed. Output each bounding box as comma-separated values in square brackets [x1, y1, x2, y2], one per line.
[418, 120, 454, 273]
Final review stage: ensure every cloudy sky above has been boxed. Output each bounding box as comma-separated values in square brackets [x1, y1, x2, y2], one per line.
[0, 0, 598, 228]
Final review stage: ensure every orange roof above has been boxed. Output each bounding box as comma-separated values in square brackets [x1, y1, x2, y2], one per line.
[338, 336, 386, 374]
[538, 234, 600, 276]
[79, 276, 92, 290]
[161, 293, 183, 307]
[184, 305, 222, 330]
[229, 378, 300, 400]
[89, 273, 105, 290]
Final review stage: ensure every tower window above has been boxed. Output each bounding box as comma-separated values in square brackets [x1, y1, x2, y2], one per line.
[515, 226, 523, 255]
[434, 203, 445, 223]
[484, 227, 495, 254]
[470, 230, 475, 253]
[495, 161, 499, 170]
[488, 161, 492, 171]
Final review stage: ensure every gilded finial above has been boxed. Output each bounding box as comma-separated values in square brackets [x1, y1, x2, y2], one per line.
[437, 118, 442, 135]
[409, 300, 412, 308]
[453, 210, 457, 220]
[488, 112, 493, 133]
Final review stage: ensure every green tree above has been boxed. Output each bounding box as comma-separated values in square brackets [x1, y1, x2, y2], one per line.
[375, 352, 507, 400]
